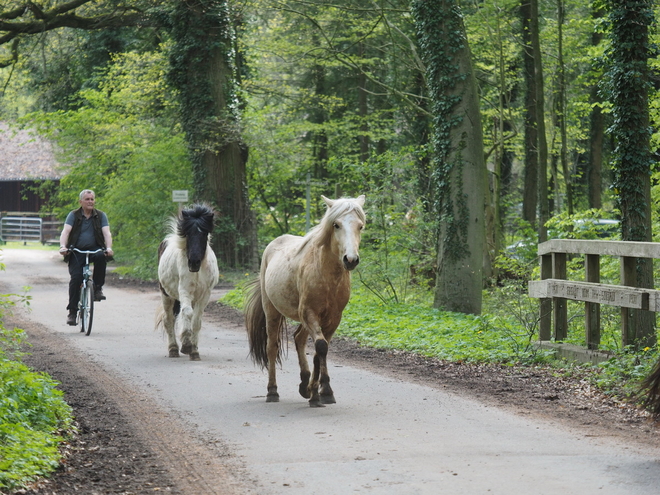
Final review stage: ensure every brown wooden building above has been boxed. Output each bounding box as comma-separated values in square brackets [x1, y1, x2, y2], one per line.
[0, 122, 63, 213]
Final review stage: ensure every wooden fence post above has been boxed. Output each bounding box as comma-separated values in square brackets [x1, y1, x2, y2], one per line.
[621, 256, 636, 348]
[539, 254, 552, 341]
[553, 252, 567, 341]
[585, 254, 600, 349]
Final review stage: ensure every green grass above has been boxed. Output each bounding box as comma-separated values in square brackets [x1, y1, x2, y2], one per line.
[0, 241, 59, 251]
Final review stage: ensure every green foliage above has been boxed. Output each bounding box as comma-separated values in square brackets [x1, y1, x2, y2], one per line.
[20, 49, 193, 279]
[0, 258, 73, 491]
[592, 347, 659, 401]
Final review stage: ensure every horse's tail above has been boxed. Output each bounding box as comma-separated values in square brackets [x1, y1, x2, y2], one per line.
[155, 301, 165, 333]
[640, 358, 660, 420]
[244, 277, 283, 369]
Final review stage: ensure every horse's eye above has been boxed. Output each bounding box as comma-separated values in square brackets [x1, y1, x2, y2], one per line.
[333, 222, 340, 229]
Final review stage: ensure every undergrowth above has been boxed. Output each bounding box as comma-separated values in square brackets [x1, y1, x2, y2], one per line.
[0, 255, 74, 492]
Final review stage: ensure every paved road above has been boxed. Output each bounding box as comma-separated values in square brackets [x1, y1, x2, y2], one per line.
[2, 248, 660, 494]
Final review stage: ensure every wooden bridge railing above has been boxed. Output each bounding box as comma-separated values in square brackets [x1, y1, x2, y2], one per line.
[528, 239, 660, 350]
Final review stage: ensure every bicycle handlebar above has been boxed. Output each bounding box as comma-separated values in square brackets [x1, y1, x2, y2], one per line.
[70, 248, 106, 255]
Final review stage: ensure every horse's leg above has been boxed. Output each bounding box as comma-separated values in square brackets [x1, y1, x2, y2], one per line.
[162, 296, 179, 358]
[304, 313, 335, 407]
[263, 300, 283, 402]
[178, 300, 194, 357]
[293, 324, 311, 399]
[187, 304, 204, 361]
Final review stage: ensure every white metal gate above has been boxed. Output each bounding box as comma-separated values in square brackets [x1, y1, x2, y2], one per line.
[0, 216, 43, 243]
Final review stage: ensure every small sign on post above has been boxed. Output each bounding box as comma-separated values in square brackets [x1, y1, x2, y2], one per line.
[172, 190, 189, 203]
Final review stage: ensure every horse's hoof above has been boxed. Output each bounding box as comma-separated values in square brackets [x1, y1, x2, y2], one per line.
[320, 394, 336, 404]
[169, 348, 180, 358]
[266, 393, 280, 403]
[299, 382, 311, 399]
[309, 399, 326, 408]
[180, 343, 192, 355]
[189, 352, 200, 361]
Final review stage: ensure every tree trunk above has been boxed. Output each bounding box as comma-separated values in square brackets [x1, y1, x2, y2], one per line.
[588, 6, 605, 210]
[169, 0, 257, 268]
[520, 0, 538, 229]
[413, 0, 486, 315]
[608, 0, 656, 349]
[530, 0, 549, 242]
[556, 0, 572, 215]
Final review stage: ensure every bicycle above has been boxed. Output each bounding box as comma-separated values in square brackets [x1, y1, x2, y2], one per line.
[69, 247, 105, 336]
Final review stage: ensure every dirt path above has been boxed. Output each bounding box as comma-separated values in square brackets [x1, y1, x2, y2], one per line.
[3, 248, 660, 494]
[9, 309, 250, 495]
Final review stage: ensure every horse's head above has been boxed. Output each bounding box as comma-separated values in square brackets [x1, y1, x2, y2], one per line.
[178, 204, 215, 272]
[322, 195, 366, 271]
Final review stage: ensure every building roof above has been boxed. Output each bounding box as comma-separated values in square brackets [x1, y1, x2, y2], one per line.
[0, 122, 64, 181]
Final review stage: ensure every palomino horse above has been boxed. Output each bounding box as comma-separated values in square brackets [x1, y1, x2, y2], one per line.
[157, 204, 219, 361]
[245, 195, 366, 406]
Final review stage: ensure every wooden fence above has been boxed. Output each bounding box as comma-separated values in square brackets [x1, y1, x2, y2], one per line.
[528, 239, 660, 350]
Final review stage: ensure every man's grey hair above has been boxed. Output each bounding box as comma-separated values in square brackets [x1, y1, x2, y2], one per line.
[79, 189, 95, 200]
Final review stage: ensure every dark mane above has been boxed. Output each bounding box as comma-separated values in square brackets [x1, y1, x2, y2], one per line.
[177, 203, 215, 237]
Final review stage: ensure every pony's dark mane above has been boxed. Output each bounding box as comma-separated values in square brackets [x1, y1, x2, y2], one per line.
[176, 203, 215, 237]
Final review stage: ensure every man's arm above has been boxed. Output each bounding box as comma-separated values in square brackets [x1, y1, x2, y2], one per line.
[59, 224, 72, 255]
[102, 226, 114, 256]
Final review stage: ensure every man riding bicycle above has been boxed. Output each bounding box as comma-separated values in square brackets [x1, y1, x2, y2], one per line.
[59, 189, 114, 326]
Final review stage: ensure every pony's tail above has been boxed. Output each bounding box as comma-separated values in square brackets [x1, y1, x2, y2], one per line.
[640, 359, 660, 421]
[244, 277, 283, 369]
[155, 303, 165, 333]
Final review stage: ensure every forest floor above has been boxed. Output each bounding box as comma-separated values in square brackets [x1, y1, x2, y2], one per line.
[8, 274, 660, 495]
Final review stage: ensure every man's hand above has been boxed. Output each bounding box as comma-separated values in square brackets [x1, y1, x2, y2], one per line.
[59, 246, 68, 256]
[106, 248, 114, 257]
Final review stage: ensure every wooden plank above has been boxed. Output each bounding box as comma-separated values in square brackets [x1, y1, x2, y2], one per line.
[538, 239, 660, 259]
[528, 279, 654, 310]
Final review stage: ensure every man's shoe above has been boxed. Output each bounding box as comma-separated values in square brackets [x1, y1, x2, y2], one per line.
[66, 312, 77, 326]
[94, 287, 106, 301]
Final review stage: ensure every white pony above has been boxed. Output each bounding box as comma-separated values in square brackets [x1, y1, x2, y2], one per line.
[157, 204, 219, 361]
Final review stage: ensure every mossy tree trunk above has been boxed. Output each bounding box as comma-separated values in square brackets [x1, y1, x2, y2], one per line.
[168, 0, 256, 268]
[413, 0, 487, 315]
[607, 0, 656, 349]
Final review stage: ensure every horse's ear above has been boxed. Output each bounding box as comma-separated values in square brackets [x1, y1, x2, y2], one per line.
[355, 195, 365, 207]
[321, 195, 335, 208]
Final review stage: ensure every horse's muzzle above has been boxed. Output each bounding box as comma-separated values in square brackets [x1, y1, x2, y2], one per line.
[343, 255, 360, 271]
[188, 261, 201, 272]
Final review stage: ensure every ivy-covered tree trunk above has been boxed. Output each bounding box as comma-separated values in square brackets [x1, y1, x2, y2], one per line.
[607, 0, 656, 349]
[413, 0, 486, 315]
[168, 0, 256, 268]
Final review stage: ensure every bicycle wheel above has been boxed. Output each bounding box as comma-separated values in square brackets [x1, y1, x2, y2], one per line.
[81, 283, 94, 336]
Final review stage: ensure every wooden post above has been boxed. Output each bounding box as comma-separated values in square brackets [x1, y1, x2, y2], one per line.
[620, 256, 636, 348]
[539, 253, 552, 340]
[585, 254, 600, 349]
[553, 252, 567, 340]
